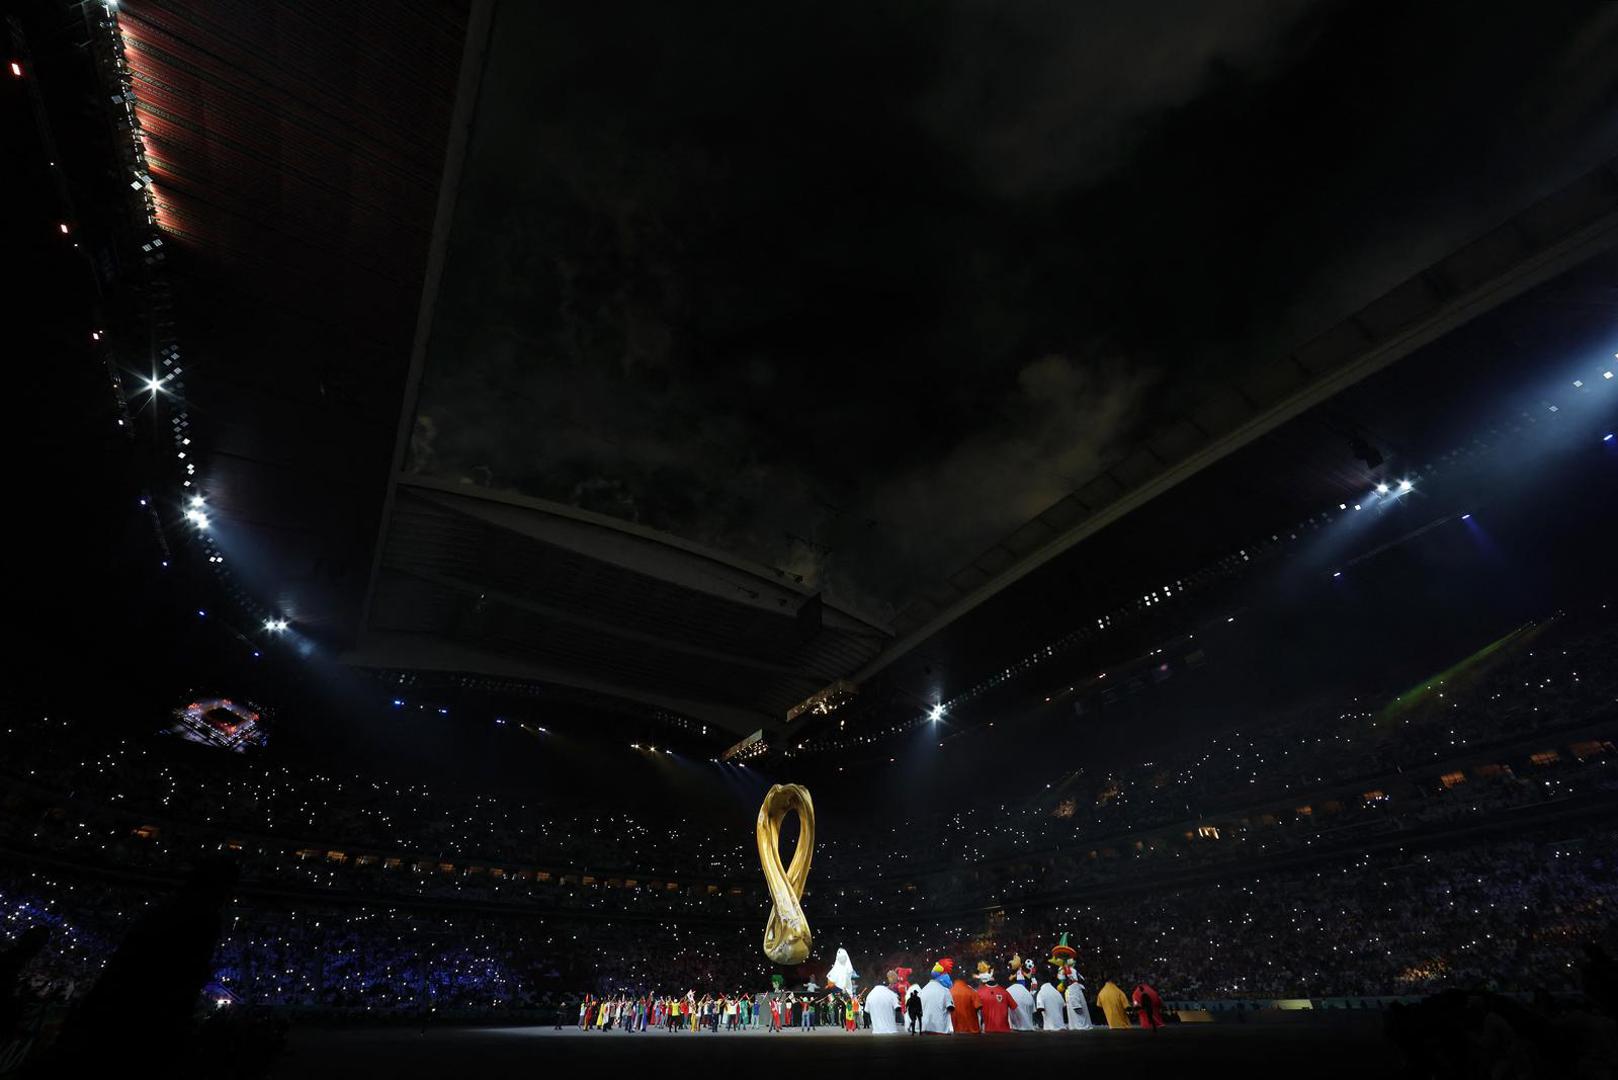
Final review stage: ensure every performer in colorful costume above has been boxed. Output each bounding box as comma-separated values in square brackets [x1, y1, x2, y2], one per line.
[866, 970, 901, 1034]
[974, 962, 1017, 1033]
[1066, 969, 1094, 1030]
[1132, 981, 1165, 1029]
[1038, 935, 1076, 1031]
[1006, 953, 1037, 1031]
[918, 957, 955, 1033]
[1096, 979, 1132, 1029]
[949, 957, 981, 1032]
[825, 947, 858, 998]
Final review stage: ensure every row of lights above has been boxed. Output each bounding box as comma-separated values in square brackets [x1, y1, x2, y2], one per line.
[808, 347, 1616, 759]
[913, 348, 1618, 735]
[86, 1, 294, 647]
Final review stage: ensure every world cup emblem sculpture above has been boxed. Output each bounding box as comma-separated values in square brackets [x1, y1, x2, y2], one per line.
[756, 783, 814, 964]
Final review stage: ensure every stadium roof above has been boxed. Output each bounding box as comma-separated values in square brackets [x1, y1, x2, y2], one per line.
[100, 0, 1618, 741]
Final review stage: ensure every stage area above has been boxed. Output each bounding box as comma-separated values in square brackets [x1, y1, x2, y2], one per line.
[267, 1018, 1399, 1078]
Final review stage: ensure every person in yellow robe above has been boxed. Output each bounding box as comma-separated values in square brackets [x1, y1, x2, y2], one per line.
[1096, 980, 1132, 1029]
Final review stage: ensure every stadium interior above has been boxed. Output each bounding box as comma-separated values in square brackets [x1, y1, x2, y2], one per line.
[6, 1, 1618, 1077]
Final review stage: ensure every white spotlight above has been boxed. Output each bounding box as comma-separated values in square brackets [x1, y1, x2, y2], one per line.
[1374, 483, 1388, 495]
[1398, 479, 1413, 493]
[929, 704, 944, 722]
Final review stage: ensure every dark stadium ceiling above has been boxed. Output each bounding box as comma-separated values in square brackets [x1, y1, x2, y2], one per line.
[123, 0, 1618, 736]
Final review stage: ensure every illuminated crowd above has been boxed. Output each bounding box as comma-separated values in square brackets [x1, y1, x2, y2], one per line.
[1, 612, 1614, 1015]
[4, 824, 1615, 1015]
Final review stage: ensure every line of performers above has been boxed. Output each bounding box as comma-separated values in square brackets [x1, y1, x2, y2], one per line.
[574, 989, 860, 1032]
[873, 936, 1164, 1034]
[572, 936, 1167, 1034]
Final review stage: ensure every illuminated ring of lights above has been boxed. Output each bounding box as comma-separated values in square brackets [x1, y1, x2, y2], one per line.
[756, 783, 815, 965]
[181, 698, 259, 729]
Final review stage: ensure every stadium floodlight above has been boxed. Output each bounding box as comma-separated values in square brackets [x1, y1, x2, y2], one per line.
[1398, 479, 1413, 493]
[264, 619, 288, 633]
[1374, 483, 1389, 495]
[929, 704, 944, 722]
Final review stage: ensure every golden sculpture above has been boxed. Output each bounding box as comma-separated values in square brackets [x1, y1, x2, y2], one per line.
[756, 783, 815, 964]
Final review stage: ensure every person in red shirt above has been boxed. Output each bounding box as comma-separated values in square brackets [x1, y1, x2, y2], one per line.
[949, 968, 981, 1033]
[975, 963, 1017, 1033]
[1132, 982, 1165, 1029]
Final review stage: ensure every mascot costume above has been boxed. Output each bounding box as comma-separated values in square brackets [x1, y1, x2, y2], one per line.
[1006, 953, 1037, 1031]
[1056, 932, 1093, 1030]
[825, 947, 858, 998]
[974, 962, 1017, 1033]
[949, 957, 981, 1033]
[1096, 980, 1132, 1029]
[866, 969, 901, 1035]
[918, 957, 955, 1033]
[1037, 935, 1074, 1031]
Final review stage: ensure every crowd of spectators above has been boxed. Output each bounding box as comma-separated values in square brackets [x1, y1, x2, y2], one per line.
[1, 610, 1613, 1025]
[4, 825, 1615, 1016]
[5, 615, 1610, 901]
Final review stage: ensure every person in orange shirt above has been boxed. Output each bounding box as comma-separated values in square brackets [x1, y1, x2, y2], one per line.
[1096, 980, 1132, 1029]
[949, 967, 981, 1033]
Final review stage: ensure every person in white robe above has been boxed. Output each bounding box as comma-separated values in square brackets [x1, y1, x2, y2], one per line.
[1036, 978, 1068, 1031]
[1007, 977, 1037, 1031]
[866, 974, 901, 1035]
[1065, 978, 1094, 1030]
[826, 947, 858, 998]
[918, 975, 954, 1034]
